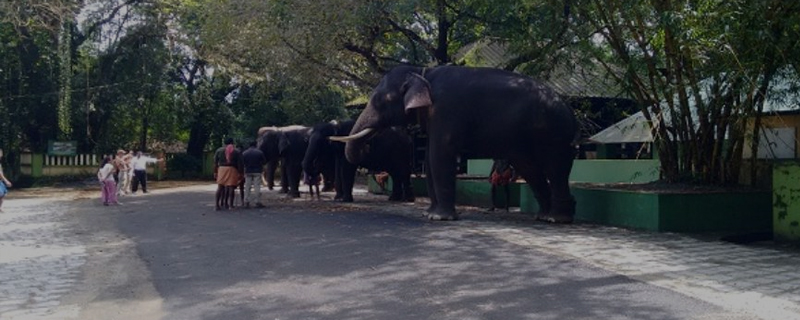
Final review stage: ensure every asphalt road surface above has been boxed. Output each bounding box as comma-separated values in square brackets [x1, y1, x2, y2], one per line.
[3, 183, 758, 320]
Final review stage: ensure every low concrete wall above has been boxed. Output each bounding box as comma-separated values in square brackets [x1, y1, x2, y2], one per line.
[18, 152, 217, 180]
[522, 185, 771, 233]
[366, 175, 428, 197]
[570, 160, 660, 183]
[455, 178, 521, 208]
[467, 159, 661, 183]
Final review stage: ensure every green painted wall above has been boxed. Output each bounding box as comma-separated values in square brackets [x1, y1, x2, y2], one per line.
[657, 192, 771, 233]
[572, 188, 661, 230]
[467, 159, 494, 176]
[455, 179, 520, 208]
[520, 186, 539, 213]
[366, 175, 428, 197]
[412, 176, 427, 197]
[773, 163, 800, 242]
[521, 185, 771, 233]
[467, 159, 660, 183]
[570, 160, 660, 183]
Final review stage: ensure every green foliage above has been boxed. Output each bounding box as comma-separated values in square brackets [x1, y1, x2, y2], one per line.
[0, 22, 60, 153]
[2, 0, 800, 187]
[565, 0, 800, 184]
[166, 153, 203, 178]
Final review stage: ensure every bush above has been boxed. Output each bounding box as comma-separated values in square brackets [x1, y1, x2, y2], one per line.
[167, 154, 203, 178]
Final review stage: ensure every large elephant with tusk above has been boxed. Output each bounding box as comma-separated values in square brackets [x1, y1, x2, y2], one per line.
[307, 119, 414, 202]
[335, 65, 578, 222]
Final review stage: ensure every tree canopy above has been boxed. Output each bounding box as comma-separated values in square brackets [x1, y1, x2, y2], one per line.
[1, 0, 799, 184]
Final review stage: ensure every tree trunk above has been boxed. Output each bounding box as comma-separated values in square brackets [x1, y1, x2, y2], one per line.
[139, 97, 148, 152]
[434, 0, 450, 65]
[186, 121, 210, 159]
[57, 20, 72, 140]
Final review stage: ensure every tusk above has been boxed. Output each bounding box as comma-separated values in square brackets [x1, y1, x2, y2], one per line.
[329, 128, 374, 142]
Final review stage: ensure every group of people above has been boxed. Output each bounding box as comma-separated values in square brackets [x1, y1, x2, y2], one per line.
[98, 150, 163, 206]
[214, 138, 268, 211]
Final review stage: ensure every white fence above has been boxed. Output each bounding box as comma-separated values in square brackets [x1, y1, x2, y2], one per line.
[43, 154, 106, 167]
[20, 153, 159, 177]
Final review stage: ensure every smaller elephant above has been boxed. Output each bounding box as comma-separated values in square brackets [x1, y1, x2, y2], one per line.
[278, 127, 313, 198]
[307, 120, 414, 202]
[257, 125, 311, 197]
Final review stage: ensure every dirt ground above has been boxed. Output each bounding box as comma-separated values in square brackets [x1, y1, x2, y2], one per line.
[9, 180, 211, 201]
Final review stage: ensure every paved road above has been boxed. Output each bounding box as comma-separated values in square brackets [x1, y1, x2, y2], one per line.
[2, 184, 799, 319]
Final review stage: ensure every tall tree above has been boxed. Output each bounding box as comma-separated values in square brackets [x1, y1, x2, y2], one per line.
[558, 0, 800, 184]
[197, 0, 486, 92]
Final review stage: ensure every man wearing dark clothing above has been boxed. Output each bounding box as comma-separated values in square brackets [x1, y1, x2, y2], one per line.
[242, 141, 267, 208]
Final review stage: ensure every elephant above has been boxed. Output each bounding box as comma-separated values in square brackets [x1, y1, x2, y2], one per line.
[335, 65, 578, 222]
[257, 126, 302, 193]
[257, 125, 331, 197]
[303, 119, 415, 203]
[277, 127, 313, 198]
[261, 159, 284, 191]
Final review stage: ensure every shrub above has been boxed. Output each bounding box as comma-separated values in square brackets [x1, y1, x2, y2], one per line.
[167, 154, 203, 178]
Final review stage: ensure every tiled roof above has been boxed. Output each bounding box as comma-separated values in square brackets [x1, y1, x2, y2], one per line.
[456, 39, 628, 99]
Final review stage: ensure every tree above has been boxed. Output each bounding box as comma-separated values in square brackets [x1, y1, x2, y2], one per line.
[554, 0, 800, 184]
[196, 0, 487, 92]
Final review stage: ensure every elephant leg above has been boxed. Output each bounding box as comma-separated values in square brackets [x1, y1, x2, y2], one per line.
[322, 165, 335, 192]
[401, 173, 415, 202]
[542, 144, 576, 222]
[286, 160, 302, 198]
[265, 159, 277, 190]
[426, 142, 458, 221]
[424, 151, 437, 213]
[388, 172, 403, 201]
[340, 162, 357, 202]
[280, 161, 289, 193]
[333, 157, 345, 200]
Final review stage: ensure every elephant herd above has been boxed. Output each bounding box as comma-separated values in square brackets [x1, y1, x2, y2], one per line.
[258, 65, 579, 223]
[255, 120, 416, 204]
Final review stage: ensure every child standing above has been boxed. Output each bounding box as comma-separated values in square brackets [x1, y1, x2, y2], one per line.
[97, 156, 119, 206]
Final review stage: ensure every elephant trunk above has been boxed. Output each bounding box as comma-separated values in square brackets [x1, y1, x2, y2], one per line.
[345, 112, 375, 164]
[302, 136, 320, 175]
[344, 139, 367, 164]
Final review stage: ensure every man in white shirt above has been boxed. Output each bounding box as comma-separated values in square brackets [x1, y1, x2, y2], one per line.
[131, 151, 163, 194]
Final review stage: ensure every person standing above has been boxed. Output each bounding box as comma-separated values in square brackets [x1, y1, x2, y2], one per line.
[214, 138, 242, 210]
[236, 143, 246, 207]
[0, 149, 12, 212]
[97, 156, 119, 206]
[114, 149, 130, 197]
[242, 141, 267, 208]
[131, 151, 163, 194]
[123, 150, 134, 194]
[488, 159, 516, 212]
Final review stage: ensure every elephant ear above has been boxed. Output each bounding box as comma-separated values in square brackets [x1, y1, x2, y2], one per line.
[403, 73, 432, 113]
